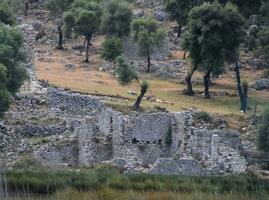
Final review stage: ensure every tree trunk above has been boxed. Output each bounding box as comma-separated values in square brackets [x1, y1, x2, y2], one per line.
[85, 34, 92, 62]
[147, 54, 151, 72]
[134, 85, 147, 110]
[25, 2, 28, 16]
[183, 51, 187, 59]
[56, 22, 64, 50]
[235, 62, 247, 112]
[203, 71, 211, 99]
[177, 25, 181, 38]
[81, 38, 87, 53]
[184, 64, 197, 96]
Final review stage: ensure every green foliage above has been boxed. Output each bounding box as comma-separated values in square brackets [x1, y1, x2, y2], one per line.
[165, 0, 201, 31]
[63, 0, 102, 37]
[183, 2, 244, 97]
[263, 69, 269, 78]
[194, 111, 212, 122]
[115, 56, 137, 85]
[141, 80, 149, 91]
[0, 24, 27, 94]
[101, 37, 123, 62]
[257, 27, 269, 61]
[260, 1, 269, 26]
[0, 64, 9, 116]
[131, 17, 165, 59]
[63, 0, 103, 61]
[257, 106, 269, 152]
[3, 0, 25, 14]
[185, 2, 244, 75]
[0, 24, 27, 116]
[46, 0, 74, 17]
[101, 0, 132, 37]
[0, 2, 15, 25]
[207, 0, 262, 18]
[4, 162, 269, 196]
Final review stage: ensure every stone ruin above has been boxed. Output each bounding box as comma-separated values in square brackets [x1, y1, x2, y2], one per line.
[18, 88, 246, 175]
[0, 10, 259, 175]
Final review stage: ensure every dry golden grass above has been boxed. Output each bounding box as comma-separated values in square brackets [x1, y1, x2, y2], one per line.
[35, 36, 269, 119]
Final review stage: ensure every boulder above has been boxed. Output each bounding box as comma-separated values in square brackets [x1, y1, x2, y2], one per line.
[251, 78, 269, 90]
[154, 10, 167, 21]
[133, 9, 144, 18]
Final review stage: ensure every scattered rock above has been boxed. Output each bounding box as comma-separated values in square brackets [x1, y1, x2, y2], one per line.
[133, 9, 144, 18]
[65, 64, 76, 69]
[251, 78, 269, 90]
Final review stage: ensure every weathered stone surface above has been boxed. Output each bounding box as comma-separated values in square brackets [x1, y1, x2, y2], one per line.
[149, 158, 211, 175]
[251, 78, 269, 90]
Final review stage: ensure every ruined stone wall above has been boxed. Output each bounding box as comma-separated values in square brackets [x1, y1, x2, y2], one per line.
[76, 107, 247, 174]
[47, 88, 105, 117]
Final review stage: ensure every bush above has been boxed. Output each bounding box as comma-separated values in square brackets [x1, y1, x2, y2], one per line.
[101, 37, 123, 62]
[0, 2, 15, 25]
[262, 69, 269, 78]
[194, 111, 212, 123]
[257, 107, 269, 152]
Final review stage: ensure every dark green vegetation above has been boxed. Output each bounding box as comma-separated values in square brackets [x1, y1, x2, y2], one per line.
[0, 1, 15, 25]
[0, 2, 27, 116]
[115, 56, 148, 109]
[131, 17, 165, 72]
[257, 27, 269, 61]
[183, 2, 244, 98]
[63, 0, 102, 62]
[3, 160, 269, 199]
[101, 0, 132, 37]
[101, 36, 123, 62]
[165, 0, 201, 37]
[257, 106, 269, 152]
[46, 0, 74, 49]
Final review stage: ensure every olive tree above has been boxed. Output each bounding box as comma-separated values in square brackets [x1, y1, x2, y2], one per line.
[131, 17, 165, 72]
[257, 27, 269, 61]
[165, 0, 201, 37]
[257, 106, 269, 152]
[101, 36, 123, 63]
[0, 24, 27, 116]
[183, 2, 244, 98]
[63, 0, 102, 62]
[46, 0, 74, 49]
[115, 56, 149, 110]
[0, 2, 15, 25]
[101, 0, 132, 37]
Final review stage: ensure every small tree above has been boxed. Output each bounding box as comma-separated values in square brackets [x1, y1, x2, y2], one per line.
[46, 0, 74, 49]
[131, 17, 165, 72]
[183, 2, 244, 98]
[257, 27, 269, 62]
[115, 56, 149, 109]
[0, 64, 9, 117]
[235, 62, 248, 113]
[0, 2, 15, 25]
[165, 0, 201, 37]
[0, 24, 27, 116]
[101, 36, 123, 63]
[260, 1, 269, 26]
[63, 0, 102, 62]
[101, 0, 132, 37]
[257, 107, 269, 152]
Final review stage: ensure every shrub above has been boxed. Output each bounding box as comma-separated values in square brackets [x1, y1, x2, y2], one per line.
[101, 37, 123, 62]
[194, 111, 212, 123]
[257, 107, 269, 152]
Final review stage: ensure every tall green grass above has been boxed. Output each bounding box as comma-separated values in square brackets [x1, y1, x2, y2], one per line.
[3, 165, 269, 197]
